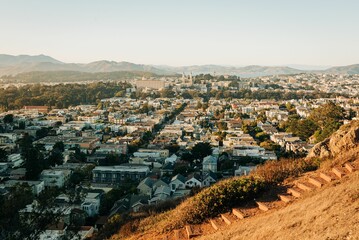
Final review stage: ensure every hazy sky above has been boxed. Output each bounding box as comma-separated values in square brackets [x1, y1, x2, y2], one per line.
[1, 0, 359, 66]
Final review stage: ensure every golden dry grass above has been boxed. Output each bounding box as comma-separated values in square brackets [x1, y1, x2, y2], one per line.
[198, 164, 359, 240]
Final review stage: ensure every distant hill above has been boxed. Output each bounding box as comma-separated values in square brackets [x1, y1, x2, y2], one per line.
[0, 55, 173, 76]
[156, 64, 304, 77]
[321, 64, 359, 75]
[0, 54, 63, 65]
[1, 54, 359, 78]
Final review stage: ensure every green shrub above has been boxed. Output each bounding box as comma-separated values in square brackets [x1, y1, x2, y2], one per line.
[180, 176, 265, 224]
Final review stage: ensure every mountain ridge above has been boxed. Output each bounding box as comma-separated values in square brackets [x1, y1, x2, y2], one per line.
[1, 54, 359, 77]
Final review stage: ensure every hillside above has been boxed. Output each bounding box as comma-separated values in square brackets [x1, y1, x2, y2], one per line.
[155, 65, 303, 77]
[196, 167, 359, 240]
[0, 55, 172, 76]
[323, 64, 359, 75]
[109, 121, 359, 240]
[1, 54, 359, 78]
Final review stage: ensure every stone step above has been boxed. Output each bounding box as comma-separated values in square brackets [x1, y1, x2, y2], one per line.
[308, 177, 323, 188]
[287, 188, 302, 198]
[256, 201, 269, 211]
[185, 225, 196, 239]
[332, 167, 345, 179]
[232, 208, 245, 219]
[278, 194, 292, 203]
[297, 182, 313, 191]
[221, 213, 236, 225]
[345, 162, 356, 173]
[210, 219, 221, 231]
[319, 172, 333, 183]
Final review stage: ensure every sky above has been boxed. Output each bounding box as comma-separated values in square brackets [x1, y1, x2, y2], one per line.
[1, 0, 359, 66]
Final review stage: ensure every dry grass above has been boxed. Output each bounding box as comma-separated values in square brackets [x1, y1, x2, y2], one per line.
[198, 165, 359, 240]
[252, 157, 321, 184]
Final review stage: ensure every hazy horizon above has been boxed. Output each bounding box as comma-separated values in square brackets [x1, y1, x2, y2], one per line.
[1, 0, 359, 66]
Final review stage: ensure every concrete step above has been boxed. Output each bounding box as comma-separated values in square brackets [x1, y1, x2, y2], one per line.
[332, 167, 345, 179]
[221, 213, 236, 225]
[297, 182, 314, 191]
[287, 188, 302, 198]
[185, 225, 197, 239]
[256, 201, 269, 211]
[308, 177, 323, 188]
[345, 162, 356, 173]
[319, 172, 333, 183]
[210, 218, 221, 231]
[232, 208, 245, 219]
[278, 194, 292, 203]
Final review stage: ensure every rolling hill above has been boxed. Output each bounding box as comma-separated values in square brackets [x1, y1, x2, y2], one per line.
[1, 54, 359, 78]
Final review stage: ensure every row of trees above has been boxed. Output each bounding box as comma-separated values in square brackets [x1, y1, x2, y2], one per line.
[0, 82, 131, 110]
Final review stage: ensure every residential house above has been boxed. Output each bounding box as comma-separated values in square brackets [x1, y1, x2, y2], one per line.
[4, 180, 45, 195]
[185, 173, 202, 188]
[202, 171, 217, 187]
[92, 164, 150, 184]
[202, 155, 217, 173]
[40, 169, 71, 188]
[170, 174, 186, 191]
[81, 192, 101, 217]
[149, 185, 171, 204]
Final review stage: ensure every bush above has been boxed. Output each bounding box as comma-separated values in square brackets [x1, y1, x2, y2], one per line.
[253, 158, 321, 184]
[172, 176, 265, 226]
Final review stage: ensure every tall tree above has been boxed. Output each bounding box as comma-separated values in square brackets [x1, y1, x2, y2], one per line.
[191, 142, 212, 161]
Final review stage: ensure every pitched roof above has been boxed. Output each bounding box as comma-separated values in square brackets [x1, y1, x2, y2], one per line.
[203, 170, 217, 181]
[137, 177, 155, 189]
[171, 174, 186, 183]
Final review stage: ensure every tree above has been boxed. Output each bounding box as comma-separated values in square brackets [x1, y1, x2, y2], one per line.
[255, 132, 270, 142]
[160, 89, 176, 98]
[0, 149, 7, 162]
[53, 141, 65, 152]
[0, 183, 34, 239]
[99, 188, 128, 215]
[260, 140, 281, 151]
[308, 102, 345, 142]
[47, 150, 64, 167]
[3, 114, 14, 124]
[308, 102, 345, 128]
[286, 119, 318, 141]
[99, 154, 128, 166]
[24, 147, 44, 180]
[18, 133, 33, 152]
[164, 144, 180, 154]
[191, 142, 212, 161]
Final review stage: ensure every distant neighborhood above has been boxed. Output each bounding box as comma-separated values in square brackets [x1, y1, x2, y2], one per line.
[0, 72, 358, 239]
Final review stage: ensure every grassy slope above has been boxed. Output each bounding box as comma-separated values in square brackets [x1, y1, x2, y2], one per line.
[199, 168, 359, 240]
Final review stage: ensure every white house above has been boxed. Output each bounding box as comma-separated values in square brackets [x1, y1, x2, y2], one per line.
[40, 170, 69, 188]
[164, 154, 178, 164]
[202, 155, 217, 173]
[185, 173, 202, 188]
[81, 192, 101, 217]
[170, 174, 186, 191]
[7, 154, 24, 168]
[4, 180, 45, 195]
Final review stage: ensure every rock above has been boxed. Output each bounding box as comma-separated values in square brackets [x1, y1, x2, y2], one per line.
[307, 121, 359, 159]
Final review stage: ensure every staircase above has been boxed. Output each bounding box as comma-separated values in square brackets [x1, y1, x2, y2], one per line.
[165, 161, 357, 239]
